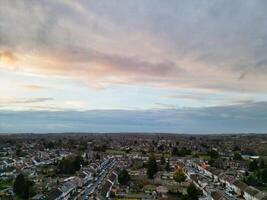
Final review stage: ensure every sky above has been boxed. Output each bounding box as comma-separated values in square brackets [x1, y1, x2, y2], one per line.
[0, 0, 267, 133]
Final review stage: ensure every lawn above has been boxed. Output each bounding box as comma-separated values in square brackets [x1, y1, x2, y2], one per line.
[256, 186, 267, 192]
[199, 154, 211, 161]
[0, 179, 13, 190]
[106, 149, 126, 155]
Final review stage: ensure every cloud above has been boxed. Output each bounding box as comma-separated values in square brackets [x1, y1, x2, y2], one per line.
[0, 98, 54, 105]
[0, 101, 267, 133]
[0, 0, 267, 92]
[0, 47, 181, 88]
[22, 84, 48, 90]
[0, 51, 16, 65]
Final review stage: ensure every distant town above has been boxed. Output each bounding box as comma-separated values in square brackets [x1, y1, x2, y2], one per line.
[0, 133, 267, 200]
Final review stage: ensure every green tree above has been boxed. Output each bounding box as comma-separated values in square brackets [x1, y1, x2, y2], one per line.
[234, 145, 240, 151]
[173, 168, 186, 182]
[208, 150, 219, 159]
[172, 147, 191, 157]
[13, 173, 35, 199]
[249, 160, 258, 172]
[165, 159, 170, 172]
[147, 153, 157, 179]
[259, 168, 267, 183]
[16, 145, 24, 157]
[233, 152, 243, 160]
[244, 174, 258, 186]
[187, 183, 202, 200]
[259, 160, 266, 169]
[14, 173, 25, 197]
[58, 155, 83, 174]
[118, 169, 130, 185]
[160, 154, 165, 165]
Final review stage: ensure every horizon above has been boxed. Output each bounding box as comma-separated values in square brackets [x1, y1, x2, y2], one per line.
[1, 132, 267, 136]
[1, 1, 267, 133]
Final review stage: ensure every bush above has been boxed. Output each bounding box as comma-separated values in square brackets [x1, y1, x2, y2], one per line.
[13, 173, 35, 199]
[173, 168, 186, 182]
[58, 155, 83, 174]
[147, 153, 157, 179]
[118, 169, 130, 185]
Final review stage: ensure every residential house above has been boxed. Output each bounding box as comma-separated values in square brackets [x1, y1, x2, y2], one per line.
[244, 186, 267, 200]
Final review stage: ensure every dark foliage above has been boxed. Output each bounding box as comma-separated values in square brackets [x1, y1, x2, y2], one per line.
[13, 173, 35, 199]
[118, 169, 130, 185]
[147, 153, 157, 179]
[58, 155, 83, 174]
[172, 147, 191, 157]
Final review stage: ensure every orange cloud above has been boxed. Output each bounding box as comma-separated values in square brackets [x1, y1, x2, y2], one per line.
[3, 48, 182, 89]
[22, 84, 47, 90]
[1, 47, 267, 93]
[0, 51, 16, 65]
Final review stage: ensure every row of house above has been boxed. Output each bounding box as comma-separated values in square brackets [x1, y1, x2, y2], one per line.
[46, 169, 94, 200]
[194, 162, 267, 200]
[98, 171, 118, 199]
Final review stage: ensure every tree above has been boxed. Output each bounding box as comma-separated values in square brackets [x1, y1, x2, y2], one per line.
[172, 147, 191, 157]
[244, 174, 259, 186]
[73, 155, 83, 170]
[165, 159, 170, 172]
[258, 168, 267, 183]
[234, 145, 240, 151]
[147, 153, 157, 179]
[249, 160, 258, 172]
[158, 145, 165, 152]
[118, 169, 130, 185]
[208, 150, 219, 159]
[233, 152, 243, 160]
[93, 145, 107, 152]
[160, 154, 165, 165]
[173, 168, 186, 182]
[14, 173, 25, 197]
[259, 160, 266, 169]
[187, 183, 202, 200]
[13, 173, 35, 199]
[58, 155, 83, 174]
[209, 159, 215, 167]
[172, 146, 179, 155]
[16, 145, 24, 157]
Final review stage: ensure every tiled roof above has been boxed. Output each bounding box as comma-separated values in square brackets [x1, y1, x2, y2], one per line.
[47, 188, 62, 200]
[232, 180, 248, 191]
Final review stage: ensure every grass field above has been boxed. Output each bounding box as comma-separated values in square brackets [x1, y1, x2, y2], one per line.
[0, 179, 13, 190]
[106, 149, 126, 155]
[199, 154, 211, 161]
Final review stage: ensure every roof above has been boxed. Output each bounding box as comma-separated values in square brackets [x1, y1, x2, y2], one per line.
[211, 191, 224, 200]
[78, 172, 87, 178]
[100, 181, 112, 197]
[208, 167, 222, 176]
[156, 186, 168, 193]
[60, 181, 76, 194]
[245, 186, 260, 196]
[220, 174, 235, 184]
[211, 191, 230, 200]
[233, 180, 248, 191]
[176, 161, 185, 168]
[255, 191, 267, 199]
[31, 194, 45, 200]
[47, 189, 63, 199]
[108, 172, 117, 182]
[190, 174, 199, 183]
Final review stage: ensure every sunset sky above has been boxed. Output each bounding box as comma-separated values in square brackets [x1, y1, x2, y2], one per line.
[1, 0, 267, 133]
